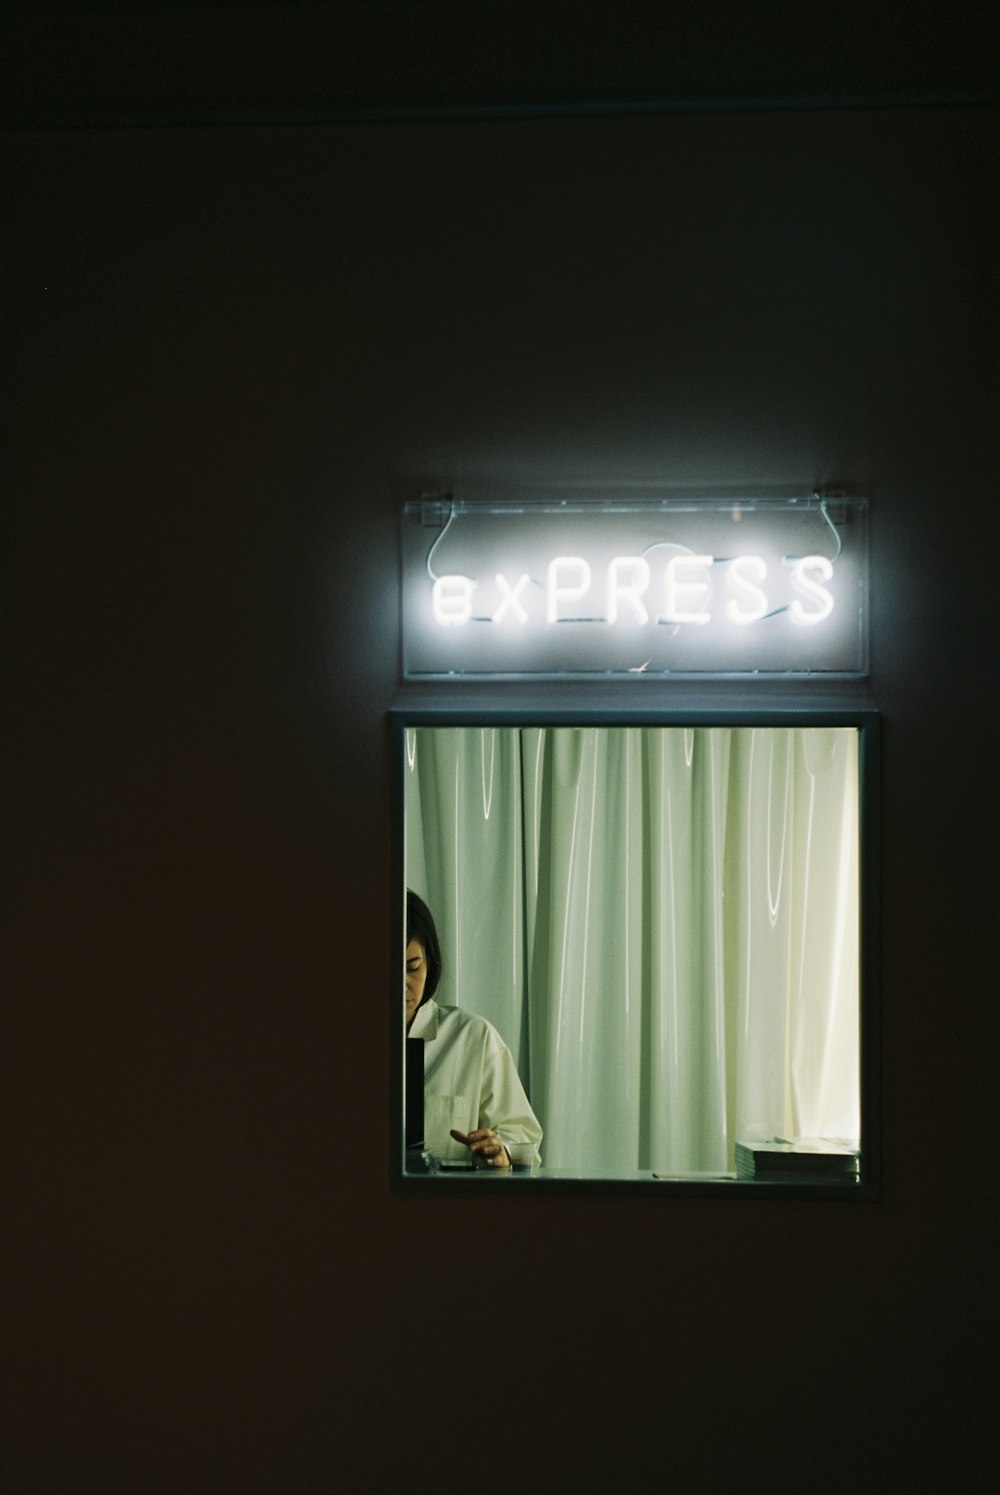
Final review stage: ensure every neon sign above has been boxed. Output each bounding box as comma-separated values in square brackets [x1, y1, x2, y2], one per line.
[432, 553, 836, 628]
[402, 495, 868, 678]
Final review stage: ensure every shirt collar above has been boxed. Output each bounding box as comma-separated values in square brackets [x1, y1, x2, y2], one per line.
[408, 998, 439, 1040]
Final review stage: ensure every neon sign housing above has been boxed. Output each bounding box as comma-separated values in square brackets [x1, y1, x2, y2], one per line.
[402, 493, 868, 679]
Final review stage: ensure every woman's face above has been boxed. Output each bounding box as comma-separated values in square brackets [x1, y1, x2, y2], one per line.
[405, 938, 428, 1028]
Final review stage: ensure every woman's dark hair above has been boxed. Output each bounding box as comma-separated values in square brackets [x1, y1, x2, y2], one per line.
[406, 889, 442, 1003]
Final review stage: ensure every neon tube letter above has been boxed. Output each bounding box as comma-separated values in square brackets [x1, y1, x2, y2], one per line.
[787, 556, 834, 624]
[492, 572, 532, 624]
[547, 557, 592, 622]
[606, 556, 651, 624]
[432, 574, 476, 625]
[725, 555, 768, 625]
[662, 555, 713, 625]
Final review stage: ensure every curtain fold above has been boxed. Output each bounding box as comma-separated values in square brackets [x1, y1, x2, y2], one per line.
[405, 725, 859, 1174]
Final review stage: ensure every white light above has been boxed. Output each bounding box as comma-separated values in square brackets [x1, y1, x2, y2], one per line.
[492, 572, 531, 624]
[547, 556, 592, 622]
[726, 555, 769, 624]
[787, 555, 834, 625]
[406, 496, 866, 676]
[661, 554, 713, 626]
[607, 556, 650, 625]
[432, 574, 476, 625]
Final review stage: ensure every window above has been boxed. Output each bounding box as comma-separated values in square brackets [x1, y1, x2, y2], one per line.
[391, 710, 879, 1197]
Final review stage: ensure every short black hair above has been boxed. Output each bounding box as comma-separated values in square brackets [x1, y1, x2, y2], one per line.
[406, 889, 442, 1004]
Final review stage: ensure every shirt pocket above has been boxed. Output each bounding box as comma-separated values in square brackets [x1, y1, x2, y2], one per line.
[425, 1093, 473, 1155]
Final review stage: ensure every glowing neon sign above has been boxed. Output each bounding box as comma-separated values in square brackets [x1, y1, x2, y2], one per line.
[402, 496, 868, 678]
[432, 553, 836, 628]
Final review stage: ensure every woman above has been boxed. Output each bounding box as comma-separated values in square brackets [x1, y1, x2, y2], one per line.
[406, 889, 542, 1167]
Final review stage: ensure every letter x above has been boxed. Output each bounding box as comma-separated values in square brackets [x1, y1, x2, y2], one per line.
[492, 572, 532, 624]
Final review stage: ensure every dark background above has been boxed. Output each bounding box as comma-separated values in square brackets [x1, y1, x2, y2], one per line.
[3, 4, 997, 1491]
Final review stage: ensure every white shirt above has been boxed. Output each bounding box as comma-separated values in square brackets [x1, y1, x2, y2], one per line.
[408, 999, 543, 1161]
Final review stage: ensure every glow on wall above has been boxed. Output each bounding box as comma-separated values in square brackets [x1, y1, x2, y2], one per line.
[401, 495, 868, 678]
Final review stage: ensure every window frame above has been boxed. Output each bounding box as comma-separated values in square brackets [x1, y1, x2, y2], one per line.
[388, 706, 881, 1201]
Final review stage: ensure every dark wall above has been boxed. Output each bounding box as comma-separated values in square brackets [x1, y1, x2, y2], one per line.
[4, 82, 997, 1495]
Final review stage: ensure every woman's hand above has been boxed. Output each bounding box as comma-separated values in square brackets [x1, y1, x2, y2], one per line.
[450, 1127, 510, 1167]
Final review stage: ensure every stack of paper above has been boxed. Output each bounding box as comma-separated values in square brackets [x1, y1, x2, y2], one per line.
[735, 1138, 860, 1183]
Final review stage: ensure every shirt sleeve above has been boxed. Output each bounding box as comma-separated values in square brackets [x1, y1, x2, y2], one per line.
[477, 1026, 543, 1154]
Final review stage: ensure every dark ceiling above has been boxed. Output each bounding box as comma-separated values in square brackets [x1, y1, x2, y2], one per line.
[2, 0, 997, 130]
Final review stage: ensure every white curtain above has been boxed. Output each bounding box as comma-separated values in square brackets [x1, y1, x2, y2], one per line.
[405, 726, 859, 1174]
